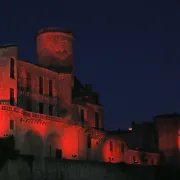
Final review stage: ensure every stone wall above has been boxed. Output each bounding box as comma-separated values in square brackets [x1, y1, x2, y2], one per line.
[0, 156, 157, 180]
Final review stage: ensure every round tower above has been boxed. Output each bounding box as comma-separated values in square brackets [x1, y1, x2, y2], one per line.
[36, 27, 74, 73]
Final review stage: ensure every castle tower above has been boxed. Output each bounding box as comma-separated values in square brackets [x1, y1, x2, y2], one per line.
[36, 27, 74, 73]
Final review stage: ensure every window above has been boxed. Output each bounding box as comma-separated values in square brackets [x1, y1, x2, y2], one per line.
[49, 145, 52, 156]
[26, 98, 32, 111]
[80, 109, 84, 123]
[121, 143, 125, 154]
[39, 77, 43, 94]
[87, 134, 91, 148]
[10, 58, 15, 78]
[110, 141, 113, 152]
[49, 104, 53, 116]
[95, 112, 99, 130]
[26, 72, 31, 92]
[10, 120, 14, 130]
[133, 156, 136, 163]
[39, 102, 44, 114]
[10, 88, 14, 106]
[49, 80, 53, 97]
[56, 149, 62, 159]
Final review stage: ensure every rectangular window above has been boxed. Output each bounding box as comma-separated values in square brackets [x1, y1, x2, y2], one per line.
[87, 134, 91, 148]
[110, 141, 113, 152]
[26, 98, 32, 111]
[80, 109, 84, 122]
[26, 72, 31, 92]
[39, 102, 44, 114]
[133, 156, 136, 163]
[95, 112, 99, 130]
[121, 143, 125, 154]
[56, 149, 62, 159]
[10, 120, 14, 130]
[49, 104, 53, 116]
[10, 88, 15, 106]
[10, 58, 15, 79]
[49, 80, 53, 97]
[39, 77, 43, 94]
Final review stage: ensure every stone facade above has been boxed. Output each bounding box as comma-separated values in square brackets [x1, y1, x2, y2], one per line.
[0, 27, 159, 165]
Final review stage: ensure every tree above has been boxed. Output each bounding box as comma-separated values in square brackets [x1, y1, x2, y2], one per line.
[0, 135, 17, 170]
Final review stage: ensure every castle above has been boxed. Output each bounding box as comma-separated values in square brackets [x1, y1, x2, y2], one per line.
[0, 27, 159, 165]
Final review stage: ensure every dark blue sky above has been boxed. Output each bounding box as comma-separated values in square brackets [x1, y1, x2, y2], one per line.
[0, 0, 180, 130]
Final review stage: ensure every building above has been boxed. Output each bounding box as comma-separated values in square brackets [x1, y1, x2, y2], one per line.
[154, 113, 180, 165]
[0, 27, 159, 165]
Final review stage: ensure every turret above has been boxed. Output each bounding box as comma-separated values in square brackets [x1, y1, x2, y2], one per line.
[36, 27, 74, 73]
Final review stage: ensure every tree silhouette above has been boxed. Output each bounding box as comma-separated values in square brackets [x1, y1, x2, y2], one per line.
[0, 135, 18, 171]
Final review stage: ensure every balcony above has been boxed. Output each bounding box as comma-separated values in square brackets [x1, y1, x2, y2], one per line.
[0, 104, 77, 125]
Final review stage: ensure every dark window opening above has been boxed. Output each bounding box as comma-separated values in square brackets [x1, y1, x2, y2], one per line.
[110, 141, 113, 152]
[87, 134, 91, 148]
[49, 80, 53, 97]
[133, 156, 136, 163]
[49, 104, 53, 116]
[49, 145, 52, 156]
[26, 98, 32, 111]
[39, 102, 44, 114]
[10, 58, 15, 79]
[80, 109, 84, 123]
[121, 143, 125, 154]
[95, 112, 99, 130]
[10, 120, 14, 130]
[10, 88, 15, 106]
[39, 77, 43, 94]
[26, 73, 31, 92]
[56, 149, 62, 159]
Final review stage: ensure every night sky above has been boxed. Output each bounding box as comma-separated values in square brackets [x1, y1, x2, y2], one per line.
[0, 0, 180, 130]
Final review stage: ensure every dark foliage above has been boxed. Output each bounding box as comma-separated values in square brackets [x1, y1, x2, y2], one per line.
[155, 164, 180, 180]
[21, 155, 34, 172]
[0, 135, 18, 171]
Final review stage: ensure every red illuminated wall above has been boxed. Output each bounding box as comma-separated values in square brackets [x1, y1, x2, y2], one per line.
[127, 149, 159, 165]
[0, 27, 160, 166]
